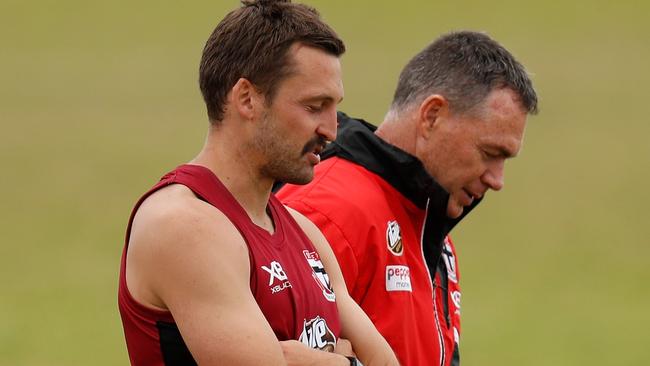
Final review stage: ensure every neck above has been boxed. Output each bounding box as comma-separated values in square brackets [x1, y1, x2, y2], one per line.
[375, 111, 418, 156]
[190, 124, 274, 230]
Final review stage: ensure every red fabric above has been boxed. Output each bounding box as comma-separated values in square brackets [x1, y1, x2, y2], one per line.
[278, 157, 462, 366]
[118, 164, 341, 365]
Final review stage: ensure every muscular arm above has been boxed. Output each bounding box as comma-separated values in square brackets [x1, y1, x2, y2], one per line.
[126, 185, 286, 365]
[287, 207, 399, 366]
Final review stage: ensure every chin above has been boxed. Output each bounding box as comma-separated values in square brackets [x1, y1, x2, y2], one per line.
[447, 208, 463, 219]
[280, 170, 314, 185]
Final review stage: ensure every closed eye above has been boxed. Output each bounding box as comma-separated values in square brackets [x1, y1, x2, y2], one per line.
[482, 150, 500, 159]
[305, 105, 323, 113]
[483, 145, 515, 159]
[301, 94, 343, 113]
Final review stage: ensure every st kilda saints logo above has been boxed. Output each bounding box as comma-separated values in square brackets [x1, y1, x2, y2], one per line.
[386, 220, 403, 256]
[303, 250, 336, 302]
[442, 237, 458, 283]
[298, 316, 336, 352]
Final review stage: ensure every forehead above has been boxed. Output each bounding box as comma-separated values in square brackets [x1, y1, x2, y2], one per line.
[274, 44, 344, 101]
[475, 88, 528, 156]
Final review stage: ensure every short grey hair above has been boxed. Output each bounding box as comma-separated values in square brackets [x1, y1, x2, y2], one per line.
[389, 31, 538, 116]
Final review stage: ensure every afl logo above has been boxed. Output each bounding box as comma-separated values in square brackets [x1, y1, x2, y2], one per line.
[386, 220, 403, 256]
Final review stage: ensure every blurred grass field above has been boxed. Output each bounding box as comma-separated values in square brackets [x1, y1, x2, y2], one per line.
[1, 1, 649, 365]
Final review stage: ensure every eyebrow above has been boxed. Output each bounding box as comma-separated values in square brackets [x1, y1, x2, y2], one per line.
[301, 94, 344, 104]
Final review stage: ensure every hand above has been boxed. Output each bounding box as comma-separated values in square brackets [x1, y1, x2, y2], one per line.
[334, 338, 355, 357]
[280, 340, 349, 366]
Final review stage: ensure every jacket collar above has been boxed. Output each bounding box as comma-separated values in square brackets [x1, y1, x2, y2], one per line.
[322, 112, 481, 233]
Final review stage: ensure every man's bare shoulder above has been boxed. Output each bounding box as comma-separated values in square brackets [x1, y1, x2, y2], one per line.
[284, 206, 317, 238]
[132, 184, 242, 247]
[284, 206, 332, 264]
[135, 184, 213, 227]
[126, 184, 249, 310]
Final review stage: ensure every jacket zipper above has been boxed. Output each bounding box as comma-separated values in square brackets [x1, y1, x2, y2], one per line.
[419, 198, 446, 366]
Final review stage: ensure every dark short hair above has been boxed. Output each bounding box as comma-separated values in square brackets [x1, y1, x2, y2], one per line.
[199, 0, 345, 123]
[390, 31, 538, 115]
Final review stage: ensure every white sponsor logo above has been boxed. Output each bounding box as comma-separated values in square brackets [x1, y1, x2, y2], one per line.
[298, 316, 336, 351]
[270, 280, 292, 294]
[261, 261, 287, 285]
[386, 220, 404, 256]
[303, 250, 336, 302]
[454, 327, 460, 344]
[261, 261, 291, 294]
[442, 237, 458, 283]
[386, 265, 412, 292]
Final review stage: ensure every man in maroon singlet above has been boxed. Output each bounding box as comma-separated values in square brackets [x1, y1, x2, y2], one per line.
[117, 1, 398, 365]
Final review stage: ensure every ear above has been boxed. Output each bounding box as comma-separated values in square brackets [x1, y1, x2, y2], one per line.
[416, 94, 448, 139]
[230, 78, 264, 120]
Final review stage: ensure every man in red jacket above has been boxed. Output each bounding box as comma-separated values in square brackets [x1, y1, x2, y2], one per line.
[278, 31, 538, 366]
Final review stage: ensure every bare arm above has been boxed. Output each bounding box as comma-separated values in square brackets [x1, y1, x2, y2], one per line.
[280, 340, 350, 366]
[287, 207, 400, 366]
[126, 185, 286, 365]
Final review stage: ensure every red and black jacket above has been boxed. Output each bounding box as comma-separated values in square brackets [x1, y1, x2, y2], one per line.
[277, 112, 481, 366]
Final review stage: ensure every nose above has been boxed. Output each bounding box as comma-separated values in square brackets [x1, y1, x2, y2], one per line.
[482, 159, 505, 191]
[316, 108, 338, 142]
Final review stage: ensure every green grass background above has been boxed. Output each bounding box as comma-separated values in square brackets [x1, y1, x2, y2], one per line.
[1, 0, 648, 365]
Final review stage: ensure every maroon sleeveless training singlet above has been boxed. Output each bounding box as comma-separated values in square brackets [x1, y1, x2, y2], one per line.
[118, 164, 341, 365]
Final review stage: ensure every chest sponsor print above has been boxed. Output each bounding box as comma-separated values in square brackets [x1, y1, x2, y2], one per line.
[386, 220, 404, 256]
[386, 265, 412, 292]
[298, 316, 336, 352]
[303, 250, 336, 302]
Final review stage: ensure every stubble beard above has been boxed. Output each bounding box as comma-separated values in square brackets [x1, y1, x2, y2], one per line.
[254, 113, 315, 185]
